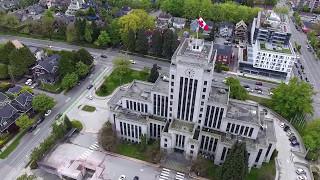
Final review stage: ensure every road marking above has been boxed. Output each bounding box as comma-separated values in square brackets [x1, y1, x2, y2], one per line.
[162, 168, 170, 172]
[159, 176, 169, 179]
[65, 97, 71, 102]
[140, 169, 144, 172]
[161, 173, 169, 177]
[33, 128, 40, 135]
[176, 172, 184, 176]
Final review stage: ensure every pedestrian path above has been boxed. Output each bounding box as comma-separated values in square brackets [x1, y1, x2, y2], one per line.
[158, 168, 186, 180]
[78, 141, 99, 160]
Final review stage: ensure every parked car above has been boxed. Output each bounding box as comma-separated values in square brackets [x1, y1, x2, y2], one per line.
[255, 86, 262, 91]
[25, 79, 32, 85]
[45, 109, 52, 117]
[133, 176, 139, 180]
[87, 84, 94, 90]
[257, 90, 263, 94]
[87, 95, 93, 100]
[118, 175, 126, 180]
[297, 175, 307, 180]
[291, 139, 300, 146]
[129, 59, 136, 64]
[255, 81, 263, 86]
[243, 85, 250, 88]
[30, 82, 38, 89]
[246, 88, 253, 93]
[100, 54, 108, 58]
[289, 136, 297, 141]
[36, 116, 45, 125]
[296, 168, 306, 175]
[284, 125, 290, 132]
[286, 131, 292, 137]
[280, 122, 285, 128]
[55, 113, 62, 120]
[28, 124, 38, 133]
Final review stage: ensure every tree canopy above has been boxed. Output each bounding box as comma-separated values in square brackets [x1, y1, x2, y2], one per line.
[16, 114, 34, 130]
[303, 119, 320, 160]
[226, 77, 248, 100]
[61, 73, 79, 90]
[8, 46, 36, 77]
[148, 64, 159, 83]
[32, 94, 55, 112]
[271, 78, 313, 120]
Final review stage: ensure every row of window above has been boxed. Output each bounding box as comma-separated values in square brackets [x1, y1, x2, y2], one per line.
[204, 105, 224, 129]
[149, 123, 164, 139]
[177, 77, 198, 121]
[220, 147, 230, 161]
[200, 135, 218, 154]
[153, 94, 168, 117]
[175, 134, 186, 148]
[126, 100, 148, 113]
[226, 123, 254, 138]
[119, 121, 142, 141]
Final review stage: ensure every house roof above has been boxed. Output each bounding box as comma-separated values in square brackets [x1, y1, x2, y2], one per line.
[33, 54, 60, 72]
[213, 44, 233, 56]
[10, 40, 24, 49]
[236, 20, 247, 29]
[218, 22, 234, 28]
[6, 86, 22, 95]
[15, 92, 33, 107]
[158, 12, 172, 19]
[0, 92, 8, 102]
[172, 17, 186, 24]
[0, 103, 19, 132]
[26, 4, 45, 15]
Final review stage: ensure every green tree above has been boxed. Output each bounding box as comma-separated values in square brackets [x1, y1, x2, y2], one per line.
[75, 48, 93, 65]
[94, 30, 111, 47]
[162, 29, 178, 58]
[86, 7, 96, 16]
[0, 41, 15, 64]
[58, 51, 76, 77]
[41, 10, 55, 39]
[107, 20, 121, 46]
[226, 77, 248, 100]
[8, 47, 36, 77]
[273, 7, 289, 14]
[0, 63, 8, 79]
[148, 64, 159, 83]
[75, 18, 87, 41]
[271, 78, 313, 120]
[151, 29, 162, 56]
[91, 21, 100, 42]
[113, 56, 131, 83]
[160, 0, 185, 16]
[219, 141, 248, 180]
[32, 94, 55, 112]
[19, 86, 33, 94]
[127, 29, 136, 52]
[135, 29, 148, 54]
[66, 23, 77, 43]
[208, 27, 216, 41]
[16, 114, 34, 130]
[16, 173, 36, 180]
[183, 0, 212, 20]
[64, 115, 72, 130]
[303, 119, 320, 160]
[98, 122, 117, 151]
[61, 73, 79, 90]
[84, 21, 93, 43]
[76, 61, 89, 78]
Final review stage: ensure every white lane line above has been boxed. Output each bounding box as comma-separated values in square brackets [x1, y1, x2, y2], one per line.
[65, 97, 71, 102]
[33, 128, 40, 135]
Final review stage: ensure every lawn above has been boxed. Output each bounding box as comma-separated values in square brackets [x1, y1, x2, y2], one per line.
[40, 81, 62, 93]
[96, 68, 149, 96]
[0, 130, 27, 159]
[81, 105, 96, 112]
[248, 95, 272, 108]
[116, 143, 146, 161]
[246, 158, 276, 180]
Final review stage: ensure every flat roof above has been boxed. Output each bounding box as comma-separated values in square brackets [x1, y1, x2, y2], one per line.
[259, 41, 294, 55]
[226, 100, 261, 126]
[151, 76, 169, 94]
[257, 10, 290, 34]
[170, 119, 195, 133]
[208, 83, 229, 105]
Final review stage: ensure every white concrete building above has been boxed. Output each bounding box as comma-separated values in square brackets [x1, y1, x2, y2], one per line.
[108, 38, 277, 168]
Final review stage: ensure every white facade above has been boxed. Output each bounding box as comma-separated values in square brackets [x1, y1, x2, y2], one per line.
[108, 38, 277, 169]
[65, 0, 84, 16]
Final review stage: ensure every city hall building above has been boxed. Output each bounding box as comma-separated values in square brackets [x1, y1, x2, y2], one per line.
[108, 38, 277, 168]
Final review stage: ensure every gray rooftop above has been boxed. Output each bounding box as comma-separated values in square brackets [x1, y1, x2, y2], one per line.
[208, 83, 229, 105]
[170, 119, 195, 134]
[123, 80, 154, 102]
[257, 10, 290, 34]
[116, 108, 147, 124]
[151, 76, 169, 94]
[6, 86, 22, 95]
[226, 100, 261, 126]
[0, 92, 8, 102]
[213, 44, 233, 56]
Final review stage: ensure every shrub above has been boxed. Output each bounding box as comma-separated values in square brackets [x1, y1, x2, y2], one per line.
[0, 63, 8, 79]
[0, 82, 12, 91]
[71, 120, 83, 131]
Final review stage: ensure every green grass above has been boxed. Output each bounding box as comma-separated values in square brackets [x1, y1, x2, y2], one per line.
[82, 105, 96, 112]
[96, 68, 149, 96]
[246, 158, 276, 180]
[248, 95, 272, 108]
[239, 75, 280, 85]
[0, 130, 27, 159]
[40, 82, 62, 93]
[116, 143, 146, 161]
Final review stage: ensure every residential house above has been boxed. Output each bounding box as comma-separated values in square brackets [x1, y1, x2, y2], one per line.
[218, 22, 234, 38]
[0, 103, 19, 133]
[32, 54, 61, 84]
[114, 6, 132, 17]
[11, 40, 24, 49]
[25, 4, 45, 16]
[6, 86, 22, 96]
[213, 43, 234, 65]
[234, 20, 248, 44]
[29, 46, 45, 61]
[0, 92, 10, 106]
[10, 92, 34, 113]
[156, 12, 172, 29]
[171, 17, 186, 29]
[39, 0, 70, 10]
[65, 0, 85, 16]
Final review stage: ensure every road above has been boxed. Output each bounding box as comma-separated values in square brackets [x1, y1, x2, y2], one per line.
[0, 35, 276, 179]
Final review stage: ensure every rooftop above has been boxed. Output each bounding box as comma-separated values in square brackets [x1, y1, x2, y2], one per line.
[10, 40, 24, 49]
[172, 38, 215, 68]
[208, 83, 229, 105]
[170, 119, 195, 134]
[123, 80, 154, 102]
[257, 10, 290, 34]
[226, 100, 261, 126]
[116, 108, 147, 123]
[151, 76, 169, 94]
[259, 41, 293, 55]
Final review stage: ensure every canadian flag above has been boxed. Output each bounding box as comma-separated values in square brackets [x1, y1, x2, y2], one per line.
[197, 17, 209, 31]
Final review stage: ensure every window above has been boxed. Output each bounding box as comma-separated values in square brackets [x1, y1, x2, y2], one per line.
[171, 82, 174, 86]
[190, 150, 193, 154]
[171, 75, 174, 79]
[171, 88, 173, 93]
[226, 123, 231, 132]
[198, 120, 201, 124]
[191, 145, 194, 149]
[202, 95, 205, 99]
[248, 128, 254, 137]
[170, 107, 172, 111]
[170, 95, 173, 99]
[201, 101, 204, 105]
[203, 88, 206, 92]
[199, 114, 202, 118]
[165, 138, 167, 142]
[164, 143, 167, 147]
[170, 101, 173, 105]
[204, 81, 207, 85]
[200, 108, 203, 112]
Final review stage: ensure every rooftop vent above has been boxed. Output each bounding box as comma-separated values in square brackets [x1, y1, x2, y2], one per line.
[218, 89, 226, 94]
[162, 76, 169, 82]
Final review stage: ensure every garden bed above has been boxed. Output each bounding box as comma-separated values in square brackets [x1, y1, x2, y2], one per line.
[81, 105, 96, 112]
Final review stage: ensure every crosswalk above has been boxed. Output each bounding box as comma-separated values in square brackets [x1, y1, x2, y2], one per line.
[79, 141, 99, 160]
[158, 168, 185, 180]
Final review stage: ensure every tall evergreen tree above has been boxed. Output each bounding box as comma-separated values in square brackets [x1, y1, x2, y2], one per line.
[162, 29, 178, 58]
[75, 18, 86, 41]
[148, 64, 159, 83]
[151, 30, 163, 57]
[127, 29, 136, 52]
[135, 29, 149, 54]
[219, 141, 248, 180]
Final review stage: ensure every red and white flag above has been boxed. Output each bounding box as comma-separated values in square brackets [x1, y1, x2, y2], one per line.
[197, 17, 209, 31]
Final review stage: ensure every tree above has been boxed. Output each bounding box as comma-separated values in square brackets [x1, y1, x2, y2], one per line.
[208, 26, 215, 41]
[61, 73, 79, 90]
[94, 30, 111, 47]
[127, 29, 136, 52]
[32, 94, 55, 112]
[271, 78, 313, 120]
[162, 29, 178, 58]
[98, 122, 117, 151]
[107, 20, 121, 46]
[226, 77, 248, 100]
[8, 47, 36, 77]
[273, 7, 289, 14]
[244, 0, 254, 7]
[0, 63, 8, 79]
[303, 119, 320, 160]
[148, 64, 159, 83]
[151, 29, 162, 57]
[58, 51, 76, 77]
[16, 173, 36, 180]
[75, 18, 87, 41]
[183, 0, 213, 20]
[135, 29, 149, 54]
[86, 7, 96, 16]
[76, 61, 89, 78]
[19, 85, 33, 94]
[0, 41, 15, 64]
[41, 10, 55, 39]
[160, 0, 185, 17]
[75, 48, 93, 65]
[16, 114, 34, 130]
[64, 115, 72, 130]
[84, 21, 93, 43]
[219, 141, 248, 180]
[113, 57, 131, 83]
[66, 23, 77, 43]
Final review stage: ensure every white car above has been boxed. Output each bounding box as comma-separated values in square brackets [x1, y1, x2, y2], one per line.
[296, 168, 306, 175]
[297, 175, 307, 180]
[129, 59, 136, 64]
[118, 175, 126, 180]
[87, 95, 93, 100]
[269, 91, 274, 96]
[31, 83, 38, 89]
[280, 122, 285, 128]
[245, 88, 253, 93]
[25, 79, 32, 85]
[45, 110, 52, 117]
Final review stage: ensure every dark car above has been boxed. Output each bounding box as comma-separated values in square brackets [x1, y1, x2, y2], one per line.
[255, 86, 262, 91]
[87, 84, 94, 90]
[28, 124, 38, 133]
[284, 125, 290, 132]
[291, 140, 300, 146]
[243, 85, 250, 88]
[36, 116, 45, 125]
[289, 136, 297, 141]
[133, 176, 139, 180]
[100, 54, 107, 58]
[255, 81, 263, 86]
[55, 113, 63, 120]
